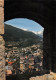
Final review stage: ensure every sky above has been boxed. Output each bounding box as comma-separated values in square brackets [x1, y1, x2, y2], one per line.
[5, 18, 44, 32]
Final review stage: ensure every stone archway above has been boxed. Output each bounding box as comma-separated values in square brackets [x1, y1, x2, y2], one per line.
[0, 0, 56, 80]
[4, 0, 54, 72]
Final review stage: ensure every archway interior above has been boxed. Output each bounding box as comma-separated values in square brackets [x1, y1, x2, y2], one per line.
[4, 0, 56, 76]
[4, 18, 44, 78]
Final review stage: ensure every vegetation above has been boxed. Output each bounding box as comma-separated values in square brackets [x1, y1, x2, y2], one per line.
[4, 24, 43, 48]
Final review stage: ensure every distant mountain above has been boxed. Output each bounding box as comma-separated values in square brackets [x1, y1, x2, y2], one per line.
[32, 30, 43, 38]
[37, 30, 43, 38]
[4, 24, 43, 47]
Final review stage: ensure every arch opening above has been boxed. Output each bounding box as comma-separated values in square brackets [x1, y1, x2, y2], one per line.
[4, 18, 45, 79]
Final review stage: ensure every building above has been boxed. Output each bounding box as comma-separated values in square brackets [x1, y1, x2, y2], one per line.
[6, 65, 13, 75]
[20, 64, 25, 72]
[12, 47, 19, 56]
[28, 54, 34, 69]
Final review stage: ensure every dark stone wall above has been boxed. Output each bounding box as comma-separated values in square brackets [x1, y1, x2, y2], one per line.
[43, 28, 52, 71]
[43, 1, 56, 72]
[51, 2, 56, 72]
[4, 0, 53, 29]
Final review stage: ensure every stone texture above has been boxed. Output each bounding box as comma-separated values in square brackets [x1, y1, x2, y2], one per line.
[30, 77, 35, 80]
[0, 0, 5, 79]
[50, 72, 56, 80]
[0, 7, 4, 34]
[0, 0, 4, 7]
[0, 7, 4, 22]
[29, 73, 56, 80]
[0, 23, 4, 34]
[0, 35, 5, 80]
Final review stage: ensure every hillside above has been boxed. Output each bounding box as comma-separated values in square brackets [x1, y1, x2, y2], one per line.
[4, 24, 43, 47]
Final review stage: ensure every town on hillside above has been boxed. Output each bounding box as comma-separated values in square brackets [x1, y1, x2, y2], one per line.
[5, 44, 43, 76]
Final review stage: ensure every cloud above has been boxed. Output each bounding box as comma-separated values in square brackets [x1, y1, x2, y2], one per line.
[21, 28, 28, 31]
[17, 27, 44, 35]
[37, 30, 44, 35]
[18, 27, 28, 31]
[32, 31, 37, 34]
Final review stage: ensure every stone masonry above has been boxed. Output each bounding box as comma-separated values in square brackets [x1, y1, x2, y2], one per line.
[0, 0, 5, 80]
[29, 73, 56, 80]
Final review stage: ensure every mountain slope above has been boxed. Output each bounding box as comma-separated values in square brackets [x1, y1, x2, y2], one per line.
[4, 24, 42, 47]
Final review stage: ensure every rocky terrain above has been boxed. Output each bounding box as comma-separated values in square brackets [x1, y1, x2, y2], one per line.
[29, 72, 56, 80]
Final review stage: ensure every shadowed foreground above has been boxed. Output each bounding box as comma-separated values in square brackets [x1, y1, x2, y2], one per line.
[6, 72, 56, 80]
[6, 70, 50, 80]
